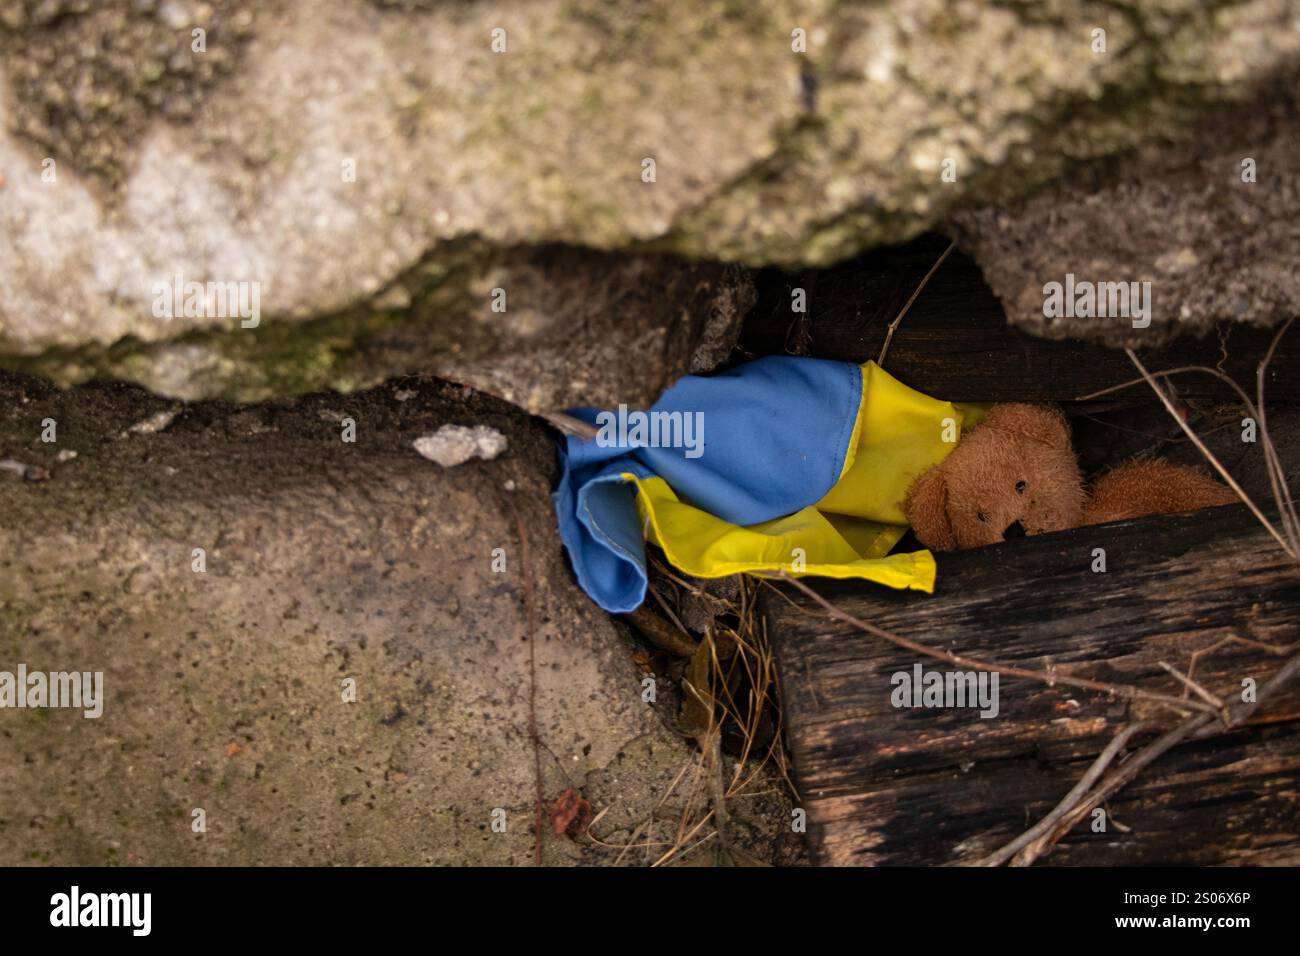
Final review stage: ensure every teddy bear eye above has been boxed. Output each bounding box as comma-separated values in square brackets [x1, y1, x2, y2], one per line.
[1015, 480, 1026, 494]
[977, 511, 989, 522]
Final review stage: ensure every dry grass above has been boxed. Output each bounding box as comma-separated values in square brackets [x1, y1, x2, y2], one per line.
[589, 563, 800, 866]
[652, 565, 798, 866]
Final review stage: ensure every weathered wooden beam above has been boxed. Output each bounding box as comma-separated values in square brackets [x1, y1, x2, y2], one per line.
[764, 504, 1300, 865]
[740, 235, 1298, 403]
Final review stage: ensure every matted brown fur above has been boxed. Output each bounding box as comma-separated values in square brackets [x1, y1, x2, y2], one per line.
[1081, 458, 1237, 526]
[905, 403, 1235, 551]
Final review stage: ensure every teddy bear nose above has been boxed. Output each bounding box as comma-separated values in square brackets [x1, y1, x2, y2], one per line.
[1003, 520, 1026, 540]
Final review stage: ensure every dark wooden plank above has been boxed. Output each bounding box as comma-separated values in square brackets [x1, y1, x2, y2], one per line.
[815, 722, 1300, 867]
[765, 504, 1300, 865]
[740, 234, 1298, 402]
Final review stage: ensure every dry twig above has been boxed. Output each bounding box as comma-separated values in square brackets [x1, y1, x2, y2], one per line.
[1007, 651, 1300, 865]
[1124, 349, 1295, 559]
[1157, 660, 1225, 712]
[622, 605, 699, 658]
[539, 411, 600, 441]
[966, 721, 1152, 867]
[877, 239, 956, 367]
[776, 571, 1216, 717]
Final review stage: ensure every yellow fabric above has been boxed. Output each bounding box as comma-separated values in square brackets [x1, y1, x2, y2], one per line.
[627, 361, 979, 593]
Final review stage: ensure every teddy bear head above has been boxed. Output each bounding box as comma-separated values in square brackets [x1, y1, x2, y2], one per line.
[904, 403, 1086, 551]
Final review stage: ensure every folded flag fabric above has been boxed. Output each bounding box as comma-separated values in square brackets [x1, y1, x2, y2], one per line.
[552, 356, 980, 613]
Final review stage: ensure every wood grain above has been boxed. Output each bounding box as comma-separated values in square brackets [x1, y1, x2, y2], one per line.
[765, 504, 1300, 865]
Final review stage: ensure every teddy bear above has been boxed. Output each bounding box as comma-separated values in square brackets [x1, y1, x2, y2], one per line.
[904, 403, 1238, 551]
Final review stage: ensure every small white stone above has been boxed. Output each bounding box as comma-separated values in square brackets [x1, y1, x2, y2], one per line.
[125, 408, 179, 436]
[413, 425, 508, 468]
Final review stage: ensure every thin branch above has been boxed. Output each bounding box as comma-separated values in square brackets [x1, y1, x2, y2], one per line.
[1074, 365, 1259, 408]
[1077, 335, 1297, 560]
[622, 605, 699, 658]
[1184, 633, 1290, 699]
[1010, 715, 1207, 866]
[777, 571, 1215, 716]
[706, 730, 734, 865]
[1256, 318, 1299, 552]
[877, 239, 956, 367]
[1008, 650, 1300, 865]
[1124, 349, 1295, 559]
[966, 721, 1152, 867]
[539, 411, 600, 441]
[1191, 649, 1300, 739]
[646, 583, 692, 640]
[1157, 660, 1225, 711]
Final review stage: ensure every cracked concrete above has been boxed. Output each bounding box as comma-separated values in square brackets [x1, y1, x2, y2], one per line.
[0, 371, 801, 865]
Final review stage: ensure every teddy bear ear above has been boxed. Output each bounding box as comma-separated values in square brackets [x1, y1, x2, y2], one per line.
[905, 466, 957, 551]
[981, 403, 1071, 450]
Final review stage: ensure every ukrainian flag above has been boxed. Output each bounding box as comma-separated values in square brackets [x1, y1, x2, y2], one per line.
[553, 357, 977, 613]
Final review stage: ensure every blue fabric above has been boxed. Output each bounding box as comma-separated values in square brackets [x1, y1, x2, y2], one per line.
[552, 356, 862, 612]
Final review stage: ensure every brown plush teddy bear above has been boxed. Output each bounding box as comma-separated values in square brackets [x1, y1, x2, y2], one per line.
[904, 403, 1237, 551]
